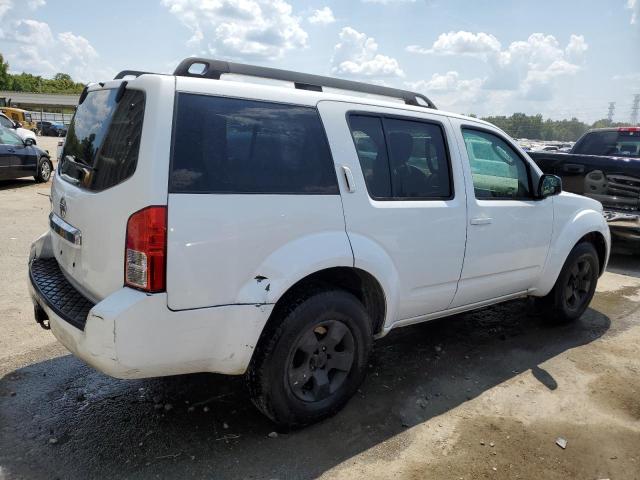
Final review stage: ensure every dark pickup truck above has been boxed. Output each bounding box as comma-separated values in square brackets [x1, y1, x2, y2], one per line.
[529, 127, 640, 244]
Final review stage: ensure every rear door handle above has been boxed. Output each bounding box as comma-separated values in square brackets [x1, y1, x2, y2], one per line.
[342, 166, 356, 193]
[470, 217, 492, 225]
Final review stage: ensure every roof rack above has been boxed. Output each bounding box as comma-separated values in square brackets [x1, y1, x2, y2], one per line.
[172, 58, 436, 109]
[114, 58, 437, 109]
[113, 70, 155, 80]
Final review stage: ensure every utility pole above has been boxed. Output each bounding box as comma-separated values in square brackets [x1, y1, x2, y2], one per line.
[631, 94, 640, 126]
[607, 102, 616, 123]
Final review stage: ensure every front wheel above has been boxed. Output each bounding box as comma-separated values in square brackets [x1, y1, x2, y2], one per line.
[246, 289, 372, 428]
[34, 158, 52, 183]
[537, 242, 599, 323]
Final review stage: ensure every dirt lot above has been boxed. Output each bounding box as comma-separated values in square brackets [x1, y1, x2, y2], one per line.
[1, 146, 639, 479]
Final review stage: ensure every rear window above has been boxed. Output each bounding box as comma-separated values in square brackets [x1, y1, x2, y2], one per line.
[60, 88, 145, 191]
[573, 130, 640, 157]
[169, 93, 338, 194]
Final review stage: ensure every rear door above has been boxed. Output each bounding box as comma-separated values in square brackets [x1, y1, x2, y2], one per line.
[450, 121, 553, 307]
[49, 75, 174, 302]
[318, 101, 467, 324]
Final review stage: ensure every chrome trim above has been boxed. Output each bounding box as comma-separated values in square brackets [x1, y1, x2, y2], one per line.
[49, 212, 82, 246]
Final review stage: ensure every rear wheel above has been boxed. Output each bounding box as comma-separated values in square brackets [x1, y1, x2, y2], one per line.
[537, 242, 599, 323]
[247, 289, 372, 428]
[34, 158, 52, 183]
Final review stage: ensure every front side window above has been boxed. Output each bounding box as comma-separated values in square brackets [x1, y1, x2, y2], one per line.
[349, 114, 452, 199]
[462, 128, 532, 199]
[170, 94, 338, 194]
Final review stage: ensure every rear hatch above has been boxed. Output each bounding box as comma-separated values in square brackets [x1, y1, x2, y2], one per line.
[49, 75, 174, 302]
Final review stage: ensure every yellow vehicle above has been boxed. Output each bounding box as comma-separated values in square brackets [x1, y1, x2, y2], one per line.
[0, 107, 37, 132]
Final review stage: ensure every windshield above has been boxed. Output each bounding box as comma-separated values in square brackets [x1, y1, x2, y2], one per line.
[573, 131, 640, 158]
[61, 88, 145, 191]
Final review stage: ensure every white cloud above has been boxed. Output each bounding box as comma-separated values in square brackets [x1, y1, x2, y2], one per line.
[331, 27, 404, 78]
[408, 31, 588, 102]
[308, 6, 335, 25]
[362, 0, 416, 3]
[9, 19, 53, 47]
[2, 19, 105, 82]
[27, 0, 45, 9]
[411, 31, 501, 58]
[162, 0, 308, 60]
[628, 0, 638, 24]
[565, 34, 588, 62]
[406, 71, 486, 109]
[0, 0, 12, 19]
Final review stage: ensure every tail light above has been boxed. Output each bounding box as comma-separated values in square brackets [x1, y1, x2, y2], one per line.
[125, 206, 167, 292]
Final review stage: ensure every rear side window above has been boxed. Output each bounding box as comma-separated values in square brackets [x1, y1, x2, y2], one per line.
[61, 89, 145, 191]
[349, 114, 452, 199]
[170, 94, 338, 194]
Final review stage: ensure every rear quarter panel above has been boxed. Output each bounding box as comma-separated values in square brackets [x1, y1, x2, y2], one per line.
[166, 195, 352, 309]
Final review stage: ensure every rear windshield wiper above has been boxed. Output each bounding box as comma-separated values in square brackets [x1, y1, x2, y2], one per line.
[64, 155, 97, 172]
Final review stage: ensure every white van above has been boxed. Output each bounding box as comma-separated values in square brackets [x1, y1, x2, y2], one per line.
[29, 58, 610, 427]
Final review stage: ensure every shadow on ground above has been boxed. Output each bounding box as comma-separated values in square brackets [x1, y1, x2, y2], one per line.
[0, 299, 611, 479]
[608, 249, 640, 278]
[0, 178, 44, 191]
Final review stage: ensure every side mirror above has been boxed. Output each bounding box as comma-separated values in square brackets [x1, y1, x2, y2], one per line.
[538, 174, 562, 199]
[15, 122, 23, 128]
[24, 137, 35, 147]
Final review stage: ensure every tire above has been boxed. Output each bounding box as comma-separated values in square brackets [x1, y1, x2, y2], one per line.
[34, 158, 52, 183]
[537, 242, 599, 323]
[247, 288, 373, 428]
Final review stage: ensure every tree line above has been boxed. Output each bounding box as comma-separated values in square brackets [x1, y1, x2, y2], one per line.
[0, 54, 85, 94]
[476, 112, 627, 142]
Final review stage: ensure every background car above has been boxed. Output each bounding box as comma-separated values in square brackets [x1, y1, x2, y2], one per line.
[0, 112, 37, 144]
[0, 126, 53, 182]
[36, 121, 67, 137]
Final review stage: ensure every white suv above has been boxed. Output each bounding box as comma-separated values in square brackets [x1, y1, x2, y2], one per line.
[29, 58, 610, 427]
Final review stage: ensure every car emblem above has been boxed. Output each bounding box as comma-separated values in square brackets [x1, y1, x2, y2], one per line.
[60, 197, 67, 219]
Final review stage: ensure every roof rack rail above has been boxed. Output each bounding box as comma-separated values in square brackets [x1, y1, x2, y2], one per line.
[172, 57, 437, 109]
[113, 70, 155, 80]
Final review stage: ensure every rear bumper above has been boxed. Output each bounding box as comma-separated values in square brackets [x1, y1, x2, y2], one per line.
[604, 211, 640, 242]
[28, 231, 272, 379]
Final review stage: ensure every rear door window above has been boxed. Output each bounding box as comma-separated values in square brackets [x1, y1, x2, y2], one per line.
[61, 88, 145, 191]
[348, 114, 452, 199]
[170, 94, 338, 194]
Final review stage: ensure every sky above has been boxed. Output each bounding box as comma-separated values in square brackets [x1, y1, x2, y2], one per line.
[0, 0, 638, 123]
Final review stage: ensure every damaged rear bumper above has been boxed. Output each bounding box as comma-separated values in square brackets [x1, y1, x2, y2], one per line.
[28, 231, 273, 379]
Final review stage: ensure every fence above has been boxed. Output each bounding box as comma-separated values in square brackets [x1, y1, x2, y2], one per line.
[28, 110, 74, 126]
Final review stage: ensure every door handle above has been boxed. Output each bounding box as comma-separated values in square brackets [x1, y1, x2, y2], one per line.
[563, 163, 584, 174]
[470, 217, 492, 225]
[342, 165, 356, 193]
[7, 148, 15, 153]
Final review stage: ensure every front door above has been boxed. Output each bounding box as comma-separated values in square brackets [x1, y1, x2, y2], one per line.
[319, 101, 468, 324]
[0, 128, 24, 180]
[450, 122, 553, 307]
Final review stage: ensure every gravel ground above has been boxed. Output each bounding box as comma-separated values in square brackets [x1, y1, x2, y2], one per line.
[0, 151, 639, 479]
